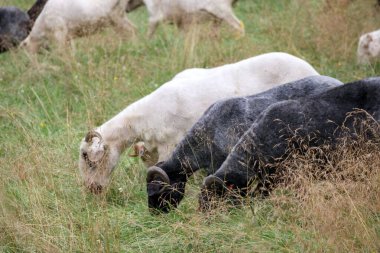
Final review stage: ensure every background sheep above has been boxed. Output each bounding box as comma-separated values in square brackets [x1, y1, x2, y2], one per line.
[0, 7, 29, 53]
[145, 75, 343, 212]
[357, 29, 380, 64]
[79, 52, 319, 193]
[125, 0, 244, 37]
[0, 0, 47, 53]
[20, 0, 136, 53]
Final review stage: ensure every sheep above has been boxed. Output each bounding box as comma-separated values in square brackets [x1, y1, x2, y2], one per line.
[357, 29, 380, 64]
[0, 7, 29, 53]
[199, 77, 380, 210]
[125, 0, 244, 37]
[0, 0, 47, 53]
[172, 68, 208, 80]
[78, 52, 319, 194]
[145, 75, 343, 212]
[20, 0, 136, 53]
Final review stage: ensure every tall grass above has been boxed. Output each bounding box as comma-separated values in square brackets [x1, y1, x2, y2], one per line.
[272, 112, 380, 252]
[0, 0, 379, 252]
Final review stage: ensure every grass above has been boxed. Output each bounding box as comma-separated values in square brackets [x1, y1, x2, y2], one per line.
[1, 0, 380, 252]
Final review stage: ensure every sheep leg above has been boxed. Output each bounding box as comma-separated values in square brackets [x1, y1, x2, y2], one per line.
[20, 36, 41, 54]
[111, 15, 137, 35]
[147, 17, 161, 38]
[175, 17, 185, 31]
[204, 7, 245, 36]
[53, 26, 69, 49]
[142, 149, 160, 167]
[223, 13, 245, 36]
[19, 17, 46, 53]
[53, 28, 69, 49]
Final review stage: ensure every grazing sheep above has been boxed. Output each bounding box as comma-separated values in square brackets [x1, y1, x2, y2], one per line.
[0, 0, 47, 53]
[20, 0, 136, 53]
[357, 29, 380, 64]
[125, 0, 244, 37]
[0, 7, 29, 52]
[146, 75, 343, 212]
[79, 52, 319, 193]
[199, 77, 380, 210]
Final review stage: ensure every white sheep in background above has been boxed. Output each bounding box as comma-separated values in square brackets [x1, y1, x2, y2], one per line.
[20, 0, 136, 53]
[78, 52, 320, 193]
[126, 0, 244, 37]
[357, 29, 380, 64]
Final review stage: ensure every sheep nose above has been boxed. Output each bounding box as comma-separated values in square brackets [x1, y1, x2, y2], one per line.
[89, 183, 103, 194]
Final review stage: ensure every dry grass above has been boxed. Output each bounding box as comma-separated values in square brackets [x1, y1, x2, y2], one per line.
[258, 0, 380, 75]
[272, 113, 380, 252]
[310, 0, 380, 61]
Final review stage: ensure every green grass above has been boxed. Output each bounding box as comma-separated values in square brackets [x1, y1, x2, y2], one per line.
[1, 0, 380, 252]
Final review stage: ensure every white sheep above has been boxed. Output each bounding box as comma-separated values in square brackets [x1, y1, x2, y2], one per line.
[126, 0, 244, 37]
[20, 0, 136, 53]
[357, 29, 380, 64]
[79, 52, 319, 193]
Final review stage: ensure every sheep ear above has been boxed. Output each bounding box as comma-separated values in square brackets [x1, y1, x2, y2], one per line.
[85, 131, 105, 162]
[128, 142, 146, 157]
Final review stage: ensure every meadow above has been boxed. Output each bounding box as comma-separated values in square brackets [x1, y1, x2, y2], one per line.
[0, 0, 380, 252]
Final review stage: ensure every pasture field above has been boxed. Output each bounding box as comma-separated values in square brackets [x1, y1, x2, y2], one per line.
[1, 0, 380, 252]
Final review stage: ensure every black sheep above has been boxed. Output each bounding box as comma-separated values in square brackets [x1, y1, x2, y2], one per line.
[146, 75, 343, 213]
[0, 0, 47, 53]
[200, 77, 380, 209]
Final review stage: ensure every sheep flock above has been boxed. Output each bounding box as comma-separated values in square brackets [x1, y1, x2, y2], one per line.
[1, 0, 380, 252]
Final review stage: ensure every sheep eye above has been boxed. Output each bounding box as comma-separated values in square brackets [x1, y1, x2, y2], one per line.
[82, 152, 96, 169]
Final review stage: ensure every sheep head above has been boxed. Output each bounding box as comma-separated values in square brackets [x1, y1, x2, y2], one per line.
[146, 166, 185, 213]
[79, 130, 120, 194]
[358, 33, 375, 64]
